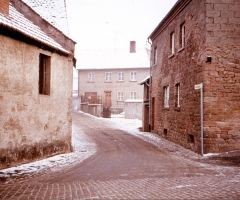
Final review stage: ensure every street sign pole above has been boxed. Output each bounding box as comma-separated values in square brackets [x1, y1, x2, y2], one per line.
[195, 83, 204, 155]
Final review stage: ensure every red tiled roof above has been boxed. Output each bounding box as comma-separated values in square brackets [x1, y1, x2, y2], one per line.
[0, 3, 70, 54]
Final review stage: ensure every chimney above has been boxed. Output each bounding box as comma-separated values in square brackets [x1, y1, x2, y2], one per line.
[0, 0, 10, 15]
[130, 41, 136, 53]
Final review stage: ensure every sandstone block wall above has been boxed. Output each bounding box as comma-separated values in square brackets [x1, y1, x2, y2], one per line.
[0, 35, 73, 169]
[150, 0, 240, 154]
[203, 0, 240, 152]
[151, 0, 206, 153]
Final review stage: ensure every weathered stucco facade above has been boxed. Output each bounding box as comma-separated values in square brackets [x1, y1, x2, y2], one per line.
[149, 0, 240, 154]
[0, 0, 75, 169]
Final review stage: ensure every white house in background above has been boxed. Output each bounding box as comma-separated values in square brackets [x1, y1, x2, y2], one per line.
[78, 43, 150, 118]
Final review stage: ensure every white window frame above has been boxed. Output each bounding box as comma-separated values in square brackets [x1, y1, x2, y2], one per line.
[180, 23, 185, 49]
[88, 73, 94, 82]
[170, 32, 174, 55]
[153, 47, 157, 65]
[164, 85, 170, 108]
[130, 92, 137, 99]
[117, 92, 124, 101]
[105, 72, 112, 82]
[130, 71, 137, 81]
[176, 83, 180, 107]
[118, 72, 124, 81]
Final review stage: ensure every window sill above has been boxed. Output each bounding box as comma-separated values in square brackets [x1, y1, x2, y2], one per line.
[178, 47, 185, 53]
[117, 100, 124, 102]
[168, 54, 174, 59]
[152, 64, 157, 67]
[162, 107, 170, 111]
[117, 80, 124, 82]
[130, 80, 137, 82]
[174, 107, 180, 111]
[39, 94, 51, 97]
[105, 81, 112, 83]
[87, 81, 95, 83]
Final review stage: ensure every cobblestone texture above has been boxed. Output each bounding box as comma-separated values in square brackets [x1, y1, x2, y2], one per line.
[1, 174, 240, 199]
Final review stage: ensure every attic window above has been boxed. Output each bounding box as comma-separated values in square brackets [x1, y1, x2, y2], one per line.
[39, 54, 51, 95]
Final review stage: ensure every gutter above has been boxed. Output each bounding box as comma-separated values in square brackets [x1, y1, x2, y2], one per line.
[148, 0, 192, 40]
[148, 38, 152, 132]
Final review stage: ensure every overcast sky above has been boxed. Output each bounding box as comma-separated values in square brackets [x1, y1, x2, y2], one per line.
[66, 0, 177, 67]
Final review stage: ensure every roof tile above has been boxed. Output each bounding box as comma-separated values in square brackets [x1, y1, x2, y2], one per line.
[0, 3, 69, 54]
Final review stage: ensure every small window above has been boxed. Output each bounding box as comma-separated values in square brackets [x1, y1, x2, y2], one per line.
[105, 72, 112, 82]
[188, 134, 195, 144]
[39, 54, 51, 95]
[170, 32, 174, 55]
[130, 72, 137, 81]
[164, 129, 168, 136]
[153, 47, 157, 65]
[117, 92, 124, 101]
[118, 72, 124, 81]
[179, 23, 185, 49]
[175, 83, 180, 108]
[164, 85, 170, 108]
[130, 92, 136, 99]
[88, 73, 94, 82]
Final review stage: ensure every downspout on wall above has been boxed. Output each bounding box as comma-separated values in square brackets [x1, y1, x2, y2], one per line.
[147, 38, 152, 132]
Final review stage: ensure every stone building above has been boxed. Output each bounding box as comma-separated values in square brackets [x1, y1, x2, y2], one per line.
[0, 0, 75, 169]
[78, 47, 150, 118]
[148, 0, 240, 154]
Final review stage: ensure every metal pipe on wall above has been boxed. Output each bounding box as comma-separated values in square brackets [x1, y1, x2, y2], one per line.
[147, 38, 152, 132]
[200, 82, 204, 155]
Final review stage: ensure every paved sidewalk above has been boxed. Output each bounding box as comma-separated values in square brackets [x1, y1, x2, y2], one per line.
[1, 174, 240, 199]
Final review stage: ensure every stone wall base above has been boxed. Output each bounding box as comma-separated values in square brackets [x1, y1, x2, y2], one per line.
[0, 140, 72, 170]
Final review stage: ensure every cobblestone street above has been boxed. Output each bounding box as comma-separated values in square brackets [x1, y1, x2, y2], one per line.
[0, 111, 240, 199]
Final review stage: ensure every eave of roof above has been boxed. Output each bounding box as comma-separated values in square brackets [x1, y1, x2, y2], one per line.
[77, 67, 150, 71]
[148, 0, 192, 41]
[21, 0, 74, 43]
[22, 0, 70, 36]
[0, 3, 72, 55]
[139, 75, 150, 85]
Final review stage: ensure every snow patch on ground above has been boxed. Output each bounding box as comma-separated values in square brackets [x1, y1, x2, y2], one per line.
[203, 153, 221, 157]
[0, 122, 96, 183]
[174, 184, 197, 189]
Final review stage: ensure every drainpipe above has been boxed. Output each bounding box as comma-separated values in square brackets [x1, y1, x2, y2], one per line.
[147, 38, 152, 132]
[200, 83, 204, 155]
[195, 82, 204, 155]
